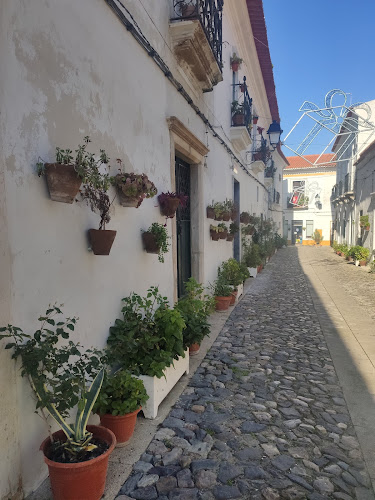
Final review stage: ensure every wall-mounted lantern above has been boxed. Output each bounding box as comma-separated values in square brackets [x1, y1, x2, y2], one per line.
[267, 120, 283, 150]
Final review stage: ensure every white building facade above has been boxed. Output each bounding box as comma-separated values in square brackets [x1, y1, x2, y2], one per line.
[331, 100, 375, 250]
[0, 1, 287, 496]
[283, 155, 336, 246]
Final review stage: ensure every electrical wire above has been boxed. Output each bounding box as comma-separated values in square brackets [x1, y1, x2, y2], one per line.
[104, 0, 278, 191]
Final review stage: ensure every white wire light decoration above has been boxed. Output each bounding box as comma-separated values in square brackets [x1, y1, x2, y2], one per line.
[283, 89, 375, 167]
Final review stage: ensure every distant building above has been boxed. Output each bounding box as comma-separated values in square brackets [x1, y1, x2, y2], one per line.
[283, 154, 336, 245]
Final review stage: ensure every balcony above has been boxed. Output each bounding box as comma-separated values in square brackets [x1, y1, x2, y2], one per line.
[170, 0, 223, 91]
[230, 78, 253, 152]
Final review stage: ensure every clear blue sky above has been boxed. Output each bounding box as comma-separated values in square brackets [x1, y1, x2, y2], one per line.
[263, 0, 375, 155]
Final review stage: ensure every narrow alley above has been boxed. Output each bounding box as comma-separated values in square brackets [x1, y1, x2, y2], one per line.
[117, 247, 375, 500]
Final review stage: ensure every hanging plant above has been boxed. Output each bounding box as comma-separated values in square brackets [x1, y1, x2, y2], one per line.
[111, 161, 157, 208]
[142, 223, 170, 263]
[158, 191, 189, 218]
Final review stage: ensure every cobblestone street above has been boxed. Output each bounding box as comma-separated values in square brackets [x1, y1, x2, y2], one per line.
[117, 247, 375, 500]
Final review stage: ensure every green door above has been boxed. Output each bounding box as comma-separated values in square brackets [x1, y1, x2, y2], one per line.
[175, 157, 191, 297]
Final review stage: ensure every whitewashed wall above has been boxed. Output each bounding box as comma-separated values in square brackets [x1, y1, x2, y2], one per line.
[0, 0, 284, 496]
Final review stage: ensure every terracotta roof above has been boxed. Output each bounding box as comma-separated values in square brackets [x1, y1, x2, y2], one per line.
[246, 0, 280, 122]
[285, 154, 336, 170]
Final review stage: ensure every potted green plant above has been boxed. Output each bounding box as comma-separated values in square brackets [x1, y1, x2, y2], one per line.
[230, 53, 243, 72]
[360, 215, 370, 231]
[175, 278, 215, 355]
[210, 224, 221, 241]
[313, 229, 323, 246]
[231, 101, 245, 126]
[211, 275, 233, 311]
[240, 211, 252, 224]
[142, 222, 170, 263]
[243, 242, 262, 277]
[111, 161, 157, 207]
[218, 222, 228, 239]
[0, 305, 115, 500]
[219, 258, 249, 305]
[36, 136, 108, 204]
[106, 286, 187, 418]
[158, 191, 189, 218]
[227, 222, 239, 241]
[207, 202, 216, 219]
[224, 199, 238, 220]
[94, 370, 148, 446]
[350, 245, 370, 266]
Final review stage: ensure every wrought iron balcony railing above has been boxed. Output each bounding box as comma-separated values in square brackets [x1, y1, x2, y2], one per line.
[172, 0, 224, 68]
[231, 77, 252, 137]
[338, 180, 343, 196]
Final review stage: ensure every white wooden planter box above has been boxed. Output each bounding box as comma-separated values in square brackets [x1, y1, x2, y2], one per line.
[136, 350, 189, 419]
[236, 283, 244, 302]
[248, 266, 257, 278]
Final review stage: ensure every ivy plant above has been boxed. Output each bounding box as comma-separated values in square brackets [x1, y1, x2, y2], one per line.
[107, 287, 185, 378]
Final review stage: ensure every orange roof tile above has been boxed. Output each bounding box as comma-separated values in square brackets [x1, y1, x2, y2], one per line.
[285, 154, 336, 170]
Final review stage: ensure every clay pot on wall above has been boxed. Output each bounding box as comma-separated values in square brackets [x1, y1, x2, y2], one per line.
[89, 229, 117, 256]
[44, 163, 82, 203]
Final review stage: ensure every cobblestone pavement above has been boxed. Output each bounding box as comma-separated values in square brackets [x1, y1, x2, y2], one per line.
[117, 247, 374, 500]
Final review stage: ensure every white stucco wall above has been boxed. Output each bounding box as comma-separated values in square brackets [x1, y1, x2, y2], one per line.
[0, 0, 285, 496]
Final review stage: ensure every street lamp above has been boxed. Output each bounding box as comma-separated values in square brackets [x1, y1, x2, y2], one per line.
[267, 120, 283, 150]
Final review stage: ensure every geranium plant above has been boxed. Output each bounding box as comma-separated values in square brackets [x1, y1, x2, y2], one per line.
[158, 191, 189, 218]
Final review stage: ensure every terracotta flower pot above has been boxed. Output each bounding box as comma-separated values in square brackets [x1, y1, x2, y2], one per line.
[240, 213, 251, 224]
[231, 61, 239, 72]
[89, 229, 117, 256]
[159, 197, 181, 218]
[100, 408, 141, 446]
[189, 343, 200, 356]
[219, 230, 228, 239]
[116, 190, 143, 208]
[232, 113, 245, 126]
[210, 230, 220, 241]
[226, 234, 234, 242]
[142, 232, 160, 253]
[39, 425, 116, 500]
[181, 4, 197, 17]
[44, 163, 82, 203]
[230, 290, 238, 306]
[359, 260, 367, 266]
[222, 212, 231, 221]
[215, 296, 232, 311]
[206, 207, 215, 219]
[253, 117, 258, 125]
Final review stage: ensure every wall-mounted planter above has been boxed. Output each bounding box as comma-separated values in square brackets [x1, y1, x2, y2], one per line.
[117, 192, 142, 207]
[219, 230, 228, 239]
[207, 207, 215, 219]
[226, 234, 234, 242]
[159, 197, 181, 218]
[142, 232, 160, 253]
[210, 230, 220, 241]
[136, 351, 189, 419]
[89, 229, 117, 255]
[44, 163, 82, 203]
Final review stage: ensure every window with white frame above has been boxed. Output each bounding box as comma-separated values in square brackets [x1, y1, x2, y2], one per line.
[306, 220, 314, 238]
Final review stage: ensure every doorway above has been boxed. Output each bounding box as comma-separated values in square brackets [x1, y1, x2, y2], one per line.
[175, 157, 191, 297]
[233, 179, 240, 261]
[292, 220, 303, 245]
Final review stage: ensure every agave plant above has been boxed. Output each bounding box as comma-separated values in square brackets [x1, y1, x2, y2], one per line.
[0, 304, 105, 462]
